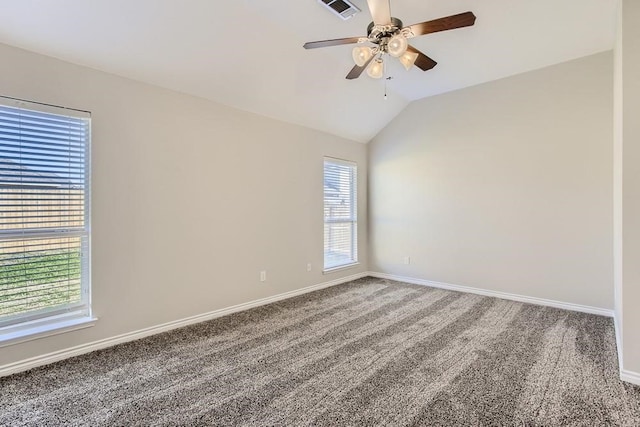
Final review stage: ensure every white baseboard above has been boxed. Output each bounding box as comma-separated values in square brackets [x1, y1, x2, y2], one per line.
[613, 314, 640, 386]
[614, 314, 624, 373]
[368, 272, 614, 317]
[620, 369, 640, 386]
[0, 272, 368, 378]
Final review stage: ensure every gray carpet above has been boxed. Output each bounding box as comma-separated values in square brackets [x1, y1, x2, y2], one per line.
[1, 277, 639, 426]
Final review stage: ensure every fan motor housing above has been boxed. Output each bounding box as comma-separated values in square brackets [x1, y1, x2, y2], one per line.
[367, 17, 403, 42]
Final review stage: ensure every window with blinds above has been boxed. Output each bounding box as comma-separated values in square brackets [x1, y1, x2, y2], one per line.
[0, 97, 91, 331]
[324, 158, 357, 271]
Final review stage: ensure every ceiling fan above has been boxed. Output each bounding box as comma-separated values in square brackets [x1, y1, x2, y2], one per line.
[303, 0, 476, 80]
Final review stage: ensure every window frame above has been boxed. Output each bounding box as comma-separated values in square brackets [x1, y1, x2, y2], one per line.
[0, 96, 95, 347]
[323, 157, 358, 273]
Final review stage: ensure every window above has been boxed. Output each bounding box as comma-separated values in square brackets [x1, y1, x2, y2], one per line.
[324, 157, 357, 271]
[0, 97, 92, 343]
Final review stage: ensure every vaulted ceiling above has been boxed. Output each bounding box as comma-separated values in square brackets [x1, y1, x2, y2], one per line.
[0, 0, 618, 142]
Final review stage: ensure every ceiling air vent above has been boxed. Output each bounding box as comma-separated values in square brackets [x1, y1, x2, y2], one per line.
[319, 0, 360, 20]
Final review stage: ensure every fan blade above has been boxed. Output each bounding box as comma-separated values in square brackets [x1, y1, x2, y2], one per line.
[303, 37, 363, 49]
[406, 45, 437, 71]
[346, 55, 375, 80]
[405, 11, 476, 38]
[366, 0, 392, 25]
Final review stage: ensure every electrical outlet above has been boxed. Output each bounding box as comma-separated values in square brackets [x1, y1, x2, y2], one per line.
[260, 271, 267, 282]
[307, 263, 312, 272]
[403, 256, 410, 265]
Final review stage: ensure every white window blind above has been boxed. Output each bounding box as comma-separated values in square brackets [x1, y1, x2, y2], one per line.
[324, 158, 357, 270]
[0, 97, 91, 330]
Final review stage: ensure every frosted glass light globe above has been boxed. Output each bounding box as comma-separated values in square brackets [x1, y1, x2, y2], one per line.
[367, 58, 384, 79]
[387, 34, 408, 57]
[352, 46, 373, 67]
[399, 51, 419, 70]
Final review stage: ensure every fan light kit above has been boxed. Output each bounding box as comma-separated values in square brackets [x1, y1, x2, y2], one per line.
[304, 0, 476, 81]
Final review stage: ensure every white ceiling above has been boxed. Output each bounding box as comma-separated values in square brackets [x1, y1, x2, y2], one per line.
[0, 0, 618, 142]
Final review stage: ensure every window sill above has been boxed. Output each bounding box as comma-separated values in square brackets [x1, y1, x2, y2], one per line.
[0, 315, 97, 348]
[323, 262, 360, 275]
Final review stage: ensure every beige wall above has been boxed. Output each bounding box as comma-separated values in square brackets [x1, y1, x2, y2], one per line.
[369, 52, 614, 310]
[616, 0, 640, 377]
[0, 43, 368, 367]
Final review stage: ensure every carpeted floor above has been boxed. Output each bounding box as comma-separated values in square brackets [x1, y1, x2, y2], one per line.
[1, 277, 639, 426]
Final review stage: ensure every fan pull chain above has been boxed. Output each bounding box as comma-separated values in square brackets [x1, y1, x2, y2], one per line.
[383, 58, 388, 100]
[384, 76, 393, 100]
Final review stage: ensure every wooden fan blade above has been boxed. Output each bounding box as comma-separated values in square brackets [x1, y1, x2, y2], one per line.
[303, 37, 363, 49]
[366, 0, 392, 25]
[406, 45, 437, 71]
[406, 11, 476, 38]
[346, 55, 375, 80]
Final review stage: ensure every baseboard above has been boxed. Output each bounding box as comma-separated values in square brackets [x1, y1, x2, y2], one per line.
[620, 369, 640, 386]
[0, 272, 368, 378]
[614, 314, 640, 386]
[368, 272, 614, 317]
[614, 314, 624, 374]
